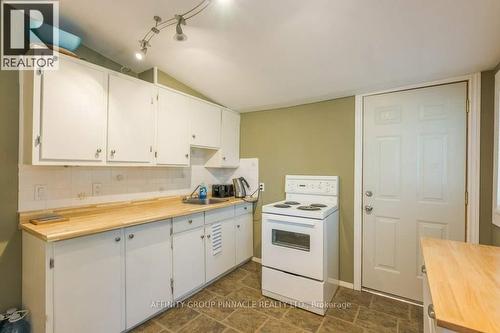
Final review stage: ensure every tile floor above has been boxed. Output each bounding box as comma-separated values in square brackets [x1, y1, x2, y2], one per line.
[131, 261, 423, 333]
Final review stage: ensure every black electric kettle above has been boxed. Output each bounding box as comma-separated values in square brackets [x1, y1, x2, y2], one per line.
[232, 177, 250, 198]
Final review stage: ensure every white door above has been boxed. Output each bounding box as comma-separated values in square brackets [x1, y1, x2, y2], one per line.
[205, 219, 236, 282]
[362, 82, 467, 301]
[53, 230, 124, 333]
[221, 109, 240, 167]
[189, 99, 221, 148]
[172, 227, 205, 299]
[235, 213, 253, 264]
[108, 74, 155, 163]
[262, 213, 324, 280]
[156, 88, 191, 166]
[40, 57, 107, 162]
[125, 220, 172, 329]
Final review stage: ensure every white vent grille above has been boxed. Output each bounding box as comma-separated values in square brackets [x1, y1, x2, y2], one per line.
[211, 223, 222, 255]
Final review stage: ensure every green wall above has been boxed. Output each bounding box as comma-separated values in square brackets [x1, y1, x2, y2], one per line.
[240, 97, 355, 283]
[0, 70, 20, 312]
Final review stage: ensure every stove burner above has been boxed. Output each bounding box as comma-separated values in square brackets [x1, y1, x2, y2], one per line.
[284, 201, 300, 205]
[297, 206, 321, 211]
[310, 203, 327, 208]
[274, 204, 291, 208]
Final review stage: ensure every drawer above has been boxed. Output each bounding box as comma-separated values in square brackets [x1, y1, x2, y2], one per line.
[173, 213, 204, 234]
[205, 206, 235, 224]
[235, 203, 253, 216]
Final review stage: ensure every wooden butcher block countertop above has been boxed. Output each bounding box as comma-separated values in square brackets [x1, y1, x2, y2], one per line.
[19, 196, 246, 242]
[421, 238, 500, 333]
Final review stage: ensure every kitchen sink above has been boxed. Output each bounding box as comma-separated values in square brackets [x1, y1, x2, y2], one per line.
[182, 198, 229, 205]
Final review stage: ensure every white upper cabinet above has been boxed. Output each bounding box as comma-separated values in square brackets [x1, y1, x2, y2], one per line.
[189, 98, 221, 149]
[108, 74, 155, 164]
[206, 109, 240, 168]
[156, 88, 191, 166]
[37, 56, 107, 163]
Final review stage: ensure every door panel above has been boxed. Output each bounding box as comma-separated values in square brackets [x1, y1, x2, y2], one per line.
[40, 57, 107, 161]
[156, 88, 191, 166]
[235, 213, 253, 264]
[205, 219, 236, 282]
[125, 220, 172, 329]
[108, 74, 155, 163]
[189, 99, 221, 148]
[221, 110, 240, 166]
[172, 228, 205, 299]
[362, 82, 467, 301]
[53, 230, 124, 333]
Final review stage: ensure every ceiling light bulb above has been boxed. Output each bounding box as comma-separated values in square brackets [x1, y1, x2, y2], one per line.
[135, 52, 143, 60]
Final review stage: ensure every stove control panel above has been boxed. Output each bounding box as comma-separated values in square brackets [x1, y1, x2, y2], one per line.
[285, 176, 338, 196]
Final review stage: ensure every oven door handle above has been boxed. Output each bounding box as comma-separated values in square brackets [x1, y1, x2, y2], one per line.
[265, 215, 316, 227]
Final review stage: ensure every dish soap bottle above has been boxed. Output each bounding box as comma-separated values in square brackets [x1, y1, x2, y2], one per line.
[199, 183, 207, 200]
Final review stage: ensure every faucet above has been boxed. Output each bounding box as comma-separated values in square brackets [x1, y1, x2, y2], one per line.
[185, 184, 201, 200]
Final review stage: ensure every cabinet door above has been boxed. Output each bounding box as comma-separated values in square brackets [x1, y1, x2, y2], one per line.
[53, 230, 124, 333]
[220, 109, 240, 167]
[125, 220, 172, 329]
[108, 74, 155, 163]
[235, 213, 253, 264]
[205, 219, 236, 282]
[172, 227, 205, 299]
[189, 99, 221, 149]
[156, 88, 191, 166]
[40, 56, 107, 162]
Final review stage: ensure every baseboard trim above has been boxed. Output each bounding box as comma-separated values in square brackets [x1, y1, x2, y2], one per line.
[338, 280, 354, 289]
[251, 256, 262, 263]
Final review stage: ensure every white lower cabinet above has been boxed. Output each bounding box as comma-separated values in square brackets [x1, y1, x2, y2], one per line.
[235, 205, 254, 265]
[172, 226, 206, 300]
[205, 218, 236, 282]
[52, 229, 124, 333]
[22, 206, 254, 333]
[125, 220, 172, 329]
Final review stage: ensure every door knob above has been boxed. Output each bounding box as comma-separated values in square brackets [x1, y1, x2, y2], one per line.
[364, 205, 373, 213]
[365, 190, 373, 197]
[428, 304, 436, 319]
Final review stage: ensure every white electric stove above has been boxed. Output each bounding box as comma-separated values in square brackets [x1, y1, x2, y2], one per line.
[261, 175, 339, 315]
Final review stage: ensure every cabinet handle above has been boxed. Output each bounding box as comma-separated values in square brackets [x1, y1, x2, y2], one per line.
[421, 265, 426, 274]
[192, 134, 196, 139]
[185, 153, 189, 158]
[188, 220, 193, 224]
[201, 235, 205, 239]
[427, 304, 436, 319]
[115, 236, 121, 242]
[128, 234, 134, 239]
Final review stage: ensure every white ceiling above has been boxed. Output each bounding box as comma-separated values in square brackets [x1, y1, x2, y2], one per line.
[59, 0, 500, 111]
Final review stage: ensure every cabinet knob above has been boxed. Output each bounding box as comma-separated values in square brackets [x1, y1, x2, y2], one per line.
[115, 236, 121, 242]
[421, 265, 426, 274]
[96, 148, 102, 154]
[128, 234, 134, 239]
[427, 304, 436, 319]
[201, 235, 205, 239]
[110, 149, 116, 157]
[237, 225, 240, 228]
[222, 157, 226, 160]
[185, 153, 189, 158]
[192, 134, 196, 139]
[244, 207, 248, 210]
[207, 234, 211, 239]
[188, 220, 193, 224]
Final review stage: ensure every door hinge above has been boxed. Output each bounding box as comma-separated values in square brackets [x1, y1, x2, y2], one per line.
[156, 94, 159, 101]
[150, 146, 153, 152]
[155, 151, 158, 158]
[170, 278, 174, 294]
[49, 258, 54, 269]
[36, 69, 42, 76]
[466, 99, 471, 114]
[465, 191, 469, 205]
[35, 135, 41, 147]
[170, 225, 173, 236]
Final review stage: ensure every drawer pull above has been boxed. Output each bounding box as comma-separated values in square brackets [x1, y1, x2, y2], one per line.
[428, 304, 436, 319]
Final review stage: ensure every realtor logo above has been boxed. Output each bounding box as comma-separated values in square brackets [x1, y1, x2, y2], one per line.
[1, 0, 59, 70]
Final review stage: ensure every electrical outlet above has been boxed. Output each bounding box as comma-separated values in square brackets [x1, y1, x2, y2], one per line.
[259, 183, 265, 192]
[92, 183, 102, 196]
[34, 185, 47, 201]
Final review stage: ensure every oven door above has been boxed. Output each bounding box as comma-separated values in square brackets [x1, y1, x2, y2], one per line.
[262, 213, 324, 280]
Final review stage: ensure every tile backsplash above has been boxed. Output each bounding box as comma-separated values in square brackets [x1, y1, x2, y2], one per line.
[18, 149, 259, 212]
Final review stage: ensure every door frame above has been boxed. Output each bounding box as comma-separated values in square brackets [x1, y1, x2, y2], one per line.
[353, 73, 481, 291]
